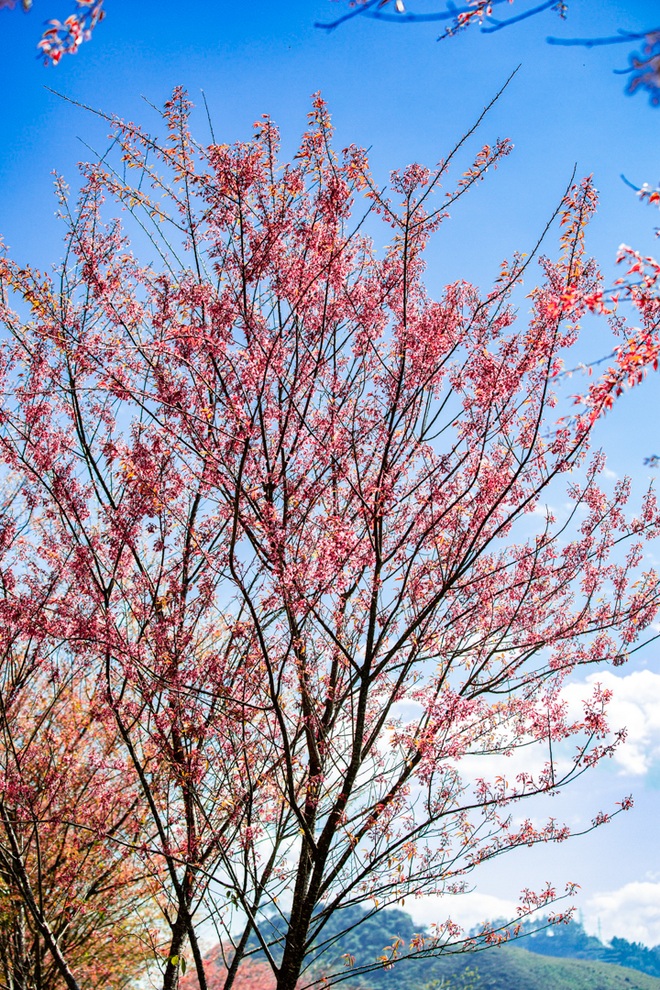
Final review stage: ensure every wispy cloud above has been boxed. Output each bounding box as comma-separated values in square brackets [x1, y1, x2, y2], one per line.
[584, 880, 660, 946]
[407, 891, 519, 933]
[562, 670, 660, 776]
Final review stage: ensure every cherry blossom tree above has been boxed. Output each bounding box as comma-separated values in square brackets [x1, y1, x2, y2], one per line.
[0, 486, 157, 988]
[0, 88, 659, 990]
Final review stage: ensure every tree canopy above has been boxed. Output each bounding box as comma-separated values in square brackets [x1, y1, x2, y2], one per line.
[0, 87, 659, 990]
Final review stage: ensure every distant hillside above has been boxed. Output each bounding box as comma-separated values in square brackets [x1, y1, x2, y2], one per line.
[305, 909, 660, 988]
[323, 940, 660, 990]
[519, 919, 660, 979]
[183, 940, 660, 990]
[182, 908, 660, 989]
[410, 945, 660, 990]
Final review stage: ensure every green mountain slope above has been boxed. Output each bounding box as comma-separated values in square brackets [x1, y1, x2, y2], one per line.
[213, 906, 660, 990]
[425, 945, 660, 990]
[519, 920, 660, 978]
[306, 909, 660, 990]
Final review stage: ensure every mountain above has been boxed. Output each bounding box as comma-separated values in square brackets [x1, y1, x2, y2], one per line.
[182, 907, 660, 989]
[409, 944, 660, 990]
[514, 919, 660, 979]
[305, 909, 660, 988]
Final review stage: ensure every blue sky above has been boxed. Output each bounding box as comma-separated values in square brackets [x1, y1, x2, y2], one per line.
[2, 0, 660, 946]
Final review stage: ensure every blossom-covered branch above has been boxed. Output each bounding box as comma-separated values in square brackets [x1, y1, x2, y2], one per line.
[0, 0, 104, 64]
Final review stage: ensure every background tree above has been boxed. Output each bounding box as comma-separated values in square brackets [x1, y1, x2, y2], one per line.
[0, 88, 660, 990]
[0, 487, 157, 988]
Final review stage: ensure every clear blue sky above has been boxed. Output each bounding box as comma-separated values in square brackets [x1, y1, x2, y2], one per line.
[2, 0, 660, 946]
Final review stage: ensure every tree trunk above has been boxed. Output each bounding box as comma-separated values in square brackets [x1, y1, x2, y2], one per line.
[163, 913, 187, 990]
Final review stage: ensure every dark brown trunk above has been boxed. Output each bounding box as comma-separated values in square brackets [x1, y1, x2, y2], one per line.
[162, 913, 187, 990]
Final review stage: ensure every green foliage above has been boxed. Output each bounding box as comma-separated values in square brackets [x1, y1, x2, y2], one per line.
[421, 965, 481, 990]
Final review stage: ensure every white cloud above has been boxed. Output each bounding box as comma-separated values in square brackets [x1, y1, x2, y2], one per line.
[562, 670, 660, 776]
[584, 881, 660, 946]
[406, 891, 518, 933]
[406, 881, 660, 947]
